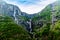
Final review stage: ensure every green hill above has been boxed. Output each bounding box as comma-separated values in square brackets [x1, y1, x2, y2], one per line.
[0, 16, 31, 40]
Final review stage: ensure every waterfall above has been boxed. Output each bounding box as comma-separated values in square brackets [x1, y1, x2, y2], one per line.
[13, 9, 18, 24]
[27, 19, 32, 33]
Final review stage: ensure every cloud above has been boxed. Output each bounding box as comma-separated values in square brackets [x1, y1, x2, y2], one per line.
[4, 0, 57, 14]
[5, 0, 42, 5]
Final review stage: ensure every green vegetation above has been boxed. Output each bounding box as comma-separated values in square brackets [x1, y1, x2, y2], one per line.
[32, 5, 51, 22]
[31, 1, 60, 40]
[0, 1, 60, 40]
[18, 16, 29, 21]
[0, 16, 31, 40]
[33, 20, 60, 40]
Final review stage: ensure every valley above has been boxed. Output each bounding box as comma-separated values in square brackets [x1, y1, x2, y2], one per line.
[0, 0, 60, 40]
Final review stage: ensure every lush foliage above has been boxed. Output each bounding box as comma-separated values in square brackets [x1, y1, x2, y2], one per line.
[31, 1, 60, 40]
[0, 16, 31, 40]
[0, 1, 60, 40]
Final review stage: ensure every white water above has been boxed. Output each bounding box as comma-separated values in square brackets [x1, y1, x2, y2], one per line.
[27, 19, 32, 33]
[14, 9, 18, 24]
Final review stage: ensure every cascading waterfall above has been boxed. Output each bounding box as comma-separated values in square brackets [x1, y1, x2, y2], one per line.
[13, 9, 18, 24]
[27, 19, 32, 33]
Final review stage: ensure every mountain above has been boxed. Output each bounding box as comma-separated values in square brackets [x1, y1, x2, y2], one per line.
[0, 0, 35, 32]
[0, 0, 56, 32]
[31, 4, 52, 29]
[30, 0, 60, 33]
[31, 0, 60, 27]
[0, 0, 59, 33]
[0, 0, 60, 40]
[0, 0, 21, 23]
[28, 1, 60, 40]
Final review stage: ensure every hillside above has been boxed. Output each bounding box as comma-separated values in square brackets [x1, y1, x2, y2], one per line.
[31, 0, 60, 40]
[0, 16, 32, 40]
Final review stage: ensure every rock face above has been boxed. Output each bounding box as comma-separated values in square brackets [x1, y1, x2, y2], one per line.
[0, 0, 24, 24]
[0, 0, 33, 32]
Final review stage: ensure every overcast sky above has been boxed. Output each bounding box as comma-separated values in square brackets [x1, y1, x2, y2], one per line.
[4, 0, 57, 14]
